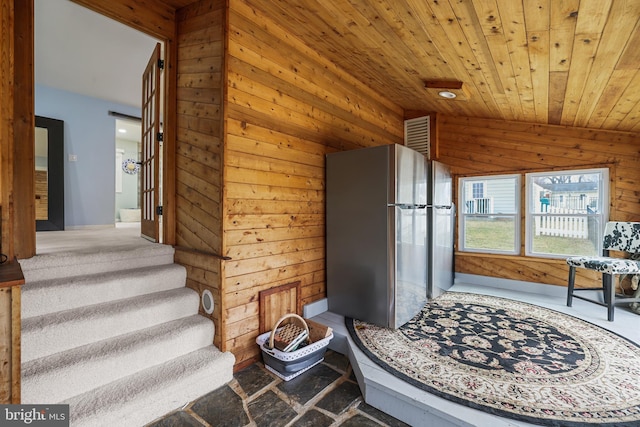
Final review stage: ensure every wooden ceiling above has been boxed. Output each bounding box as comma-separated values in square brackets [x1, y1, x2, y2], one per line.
[175, 0, 640, 132]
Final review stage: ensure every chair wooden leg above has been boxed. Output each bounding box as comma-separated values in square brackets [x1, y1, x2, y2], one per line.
[603, 274, 615, 321]
[567, 266, 576, 307]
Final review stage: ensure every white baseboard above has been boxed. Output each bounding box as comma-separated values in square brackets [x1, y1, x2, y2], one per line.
[303, 298, 328, 318]
[454, 273, 566, 298]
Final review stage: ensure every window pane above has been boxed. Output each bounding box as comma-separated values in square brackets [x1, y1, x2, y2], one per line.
[463, 216, 516, 252]
[462, 176, 518, 214]
[526, 168, 608, 258]
[530, 171, 601, 213]
[530, 216, 599, 256]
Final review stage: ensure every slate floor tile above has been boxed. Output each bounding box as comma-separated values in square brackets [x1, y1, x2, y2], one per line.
[323, 350, 350, 373]
[190, 385, 249, 427]
[248, 390, 298, 427]
[340, 413, 385, 426]
[147, 411, 203, 427]
[277, 364, 342, 405]
[359, 403, 411, 427]
[289, 409, 334, 427]
[315, 381, 361, 415]
[235, 363, 275, 397]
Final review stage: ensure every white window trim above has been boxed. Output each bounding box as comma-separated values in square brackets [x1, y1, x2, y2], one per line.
[458, 174, 520, 255]
[524, 168, 609, 259]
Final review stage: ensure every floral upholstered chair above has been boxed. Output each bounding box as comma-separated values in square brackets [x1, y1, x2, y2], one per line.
[566, 221, 640, 321]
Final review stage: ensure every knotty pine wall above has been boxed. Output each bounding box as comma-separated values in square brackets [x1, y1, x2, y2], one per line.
[223, 0, 404, 366]
[175, 1, 225, 348]
[438, 115, 640, 288]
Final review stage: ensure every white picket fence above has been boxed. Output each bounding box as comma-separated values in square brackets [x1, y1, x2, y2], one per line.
[535, 208, 588, 238]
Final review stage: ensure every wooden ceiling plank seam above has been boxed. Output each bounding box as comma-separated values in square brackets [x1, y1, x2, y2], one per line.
[324, 0, 466, 115]
[523, 0, 550, 124]
[523, 0, 550, 31]
[364, 0, 455, 74]
[573, 0, 640, 128]
[559, 31, 601, 126]
[601, 68, 640, 130]
[527, 30, 550, 124]
[548, 71, 569, 125]
[496, 0, 537, 120]
[400, 0, 502, 118]
[574, 0, 614, 34]
[451, 1, 504, 95]
[424, 0, 505, 115]
[615, 21, 640, 70]
[585, 68, 639, 129]
[237, 0, 404, 115]
[558, 0, 611, 127]
[548, 0, 579, 92]
[318, 0, 447, 105]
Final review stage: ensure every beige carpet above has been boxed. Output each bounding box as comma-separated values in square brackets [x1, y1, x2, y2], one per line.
[20, 225, 235, 427]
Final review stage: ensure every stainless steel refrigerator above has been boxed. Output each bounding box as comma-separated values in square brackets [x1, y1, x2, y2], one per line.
[326, 144, 454, 329]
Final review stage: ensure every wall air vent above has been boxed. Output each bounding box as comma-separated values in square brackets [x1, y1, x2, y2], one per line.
[404, 116, 430, 159]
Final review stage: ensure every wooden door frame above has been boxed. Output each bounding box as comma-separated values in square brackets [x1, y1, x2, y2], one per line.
[2, 0, 177, 259]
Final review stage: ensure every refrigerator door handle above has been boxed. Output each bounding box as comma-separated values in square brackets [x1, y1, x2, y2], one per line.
[388, 204, 427, 209]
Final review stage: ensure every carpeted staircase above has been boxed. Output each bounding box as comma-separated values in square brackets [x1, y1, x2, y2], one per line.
[19, 243, 235, 427]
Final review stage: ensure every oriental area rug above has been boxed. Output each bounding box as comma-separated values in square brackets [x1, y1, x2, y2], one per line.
[346, 292, 640, 426]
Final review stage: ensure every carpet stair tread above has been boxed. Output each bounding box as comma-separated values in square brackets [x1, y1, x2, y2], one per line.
[21, 263, 187, 319]
[19, 243, 175, 282]
[22, 315, 214, 404]
[22, 287, 199, 362]
[63, 346, 235, 427]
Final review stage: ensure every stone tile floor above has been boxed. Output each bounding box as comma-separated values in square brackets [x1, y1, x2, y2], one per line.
[148, 351, 409, 427]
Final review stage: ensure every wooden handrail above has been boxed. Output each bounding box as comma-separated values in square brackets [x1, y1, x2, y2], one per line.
[173, 245, 231, 260]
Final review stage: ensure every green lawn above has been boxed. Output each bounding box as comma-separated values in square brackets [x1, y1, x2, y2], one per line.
[464, 217, 597, 255]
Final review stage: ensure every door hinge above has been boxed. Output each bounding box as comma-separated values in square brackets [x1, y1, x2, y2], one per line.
[157, 59, 165, 70]
[156, 206, 163, 216]
[157, 132, 164, 142]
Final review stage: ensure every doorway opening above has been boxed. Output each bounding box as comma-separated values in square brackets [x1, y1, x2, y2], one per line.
[34, 0, 165, 253]
[115, 118, 142, 228]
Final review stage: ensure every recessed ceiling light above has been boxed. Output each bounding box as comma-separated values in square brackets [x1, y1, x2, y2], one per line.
[118, 128, 127, 133]
[438, 91, 457, 99]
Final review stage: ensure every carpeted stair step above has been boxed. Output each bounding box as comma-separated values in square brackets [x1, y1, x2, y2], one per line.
[64, 346, 235, 427]
[22, 315, 214, 404]
[21, 263, 187, 319]
[19, 244, 175, 282]
[22, 287, 199, 363]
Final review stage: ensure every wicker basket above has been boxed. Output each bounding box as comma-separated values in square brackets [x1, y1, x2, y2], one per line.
[257, 314, 333, 381]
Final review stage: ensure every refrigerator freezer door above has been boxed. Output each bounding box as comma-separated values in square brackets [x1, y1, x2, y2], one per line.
[393, 145, 428, 206]
[429, 203, 455, 298]
[428, 161, 454, 299]
[431, 160, 452, 207]
[393, 205, 428, 327]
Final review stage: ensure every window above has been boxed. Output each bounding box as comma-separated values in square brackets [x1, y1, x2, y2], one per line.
[472, 182, 484, 199]
[526, 168, 609, 258]
[459, 175, 520, 254]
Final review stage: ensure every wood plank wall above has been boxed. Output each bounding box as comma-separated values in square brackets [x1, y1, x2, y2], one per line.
[223, 0, 404, 366]
[437, 115, 640, 288]
[175, 0, 225, 348]
[1, 0, 35, 261]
